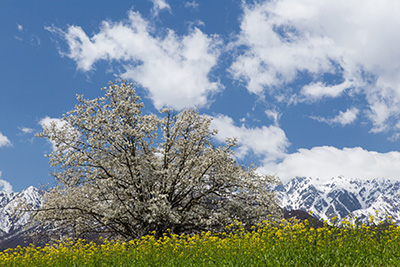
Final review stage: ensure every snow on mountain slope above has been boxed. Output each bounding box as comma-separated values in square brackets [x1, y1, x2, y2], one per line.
[277, 176, 400, 224]
[0, 186, 43, 235]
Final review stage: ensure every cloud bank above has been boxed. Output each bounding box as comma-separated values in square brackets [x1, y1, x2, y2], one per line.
[51, 1, 400, 132]
[209, 115, 400, 183]
[260, 146, 400, 183]
[46, 2, 400, 184]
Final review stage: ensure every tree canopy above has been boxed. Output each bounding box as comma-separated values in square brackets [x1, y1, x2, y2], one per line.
[35, 81, 281, 240]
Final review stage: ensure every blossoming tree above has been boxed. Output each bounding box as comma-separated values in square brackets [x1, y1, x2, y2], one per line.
[35, 81, 281, 240]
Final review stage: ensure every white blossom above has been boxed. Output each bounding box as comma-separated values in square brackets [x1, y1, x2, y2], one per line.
[35, 81, 281, 240]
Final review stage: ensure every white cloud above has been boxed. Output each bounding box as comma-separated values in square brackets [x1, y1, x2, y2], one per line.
[265, 109, 281, 126]
[150, 0, 171, 16]
[231, 0, 400, 133]
[184, 1, 199, 9]
[210, 114, 290, 160]
[0, 132, 12, 148]
[301, 80, 353, 101]
[311, 107, 359, 127]
[230, 2, 339, 95]
[50, 10, 222, 110]
[0, 171, 13, 194]
[260, 146, 400, 183]
[366, 91, 400, 133]
[20, 127, 35, 134]
[17, 24, 23, 31]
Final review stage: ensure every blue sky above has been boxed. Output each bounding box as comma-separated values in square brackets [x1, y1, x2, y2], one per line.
[2, 0, 400, 192]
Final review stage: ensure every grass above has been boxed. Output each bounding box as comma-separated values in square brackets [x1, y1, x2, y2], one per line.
[1, 216, 400, 266]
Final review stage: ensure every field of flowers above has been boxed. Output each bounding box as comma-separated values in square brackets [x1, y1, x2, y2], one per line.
[1, 216, 400, 266]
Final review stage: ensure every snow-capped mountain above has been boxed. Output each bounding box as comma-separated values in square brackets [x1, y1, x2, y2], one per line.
[277, 176, 400, 224]
[0, 186, 43, 236]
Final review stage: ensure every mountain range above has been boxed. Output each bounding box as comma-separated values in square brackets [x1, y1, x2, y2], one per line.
[1, 176, 400, 249]
[277, 176, 400, 224]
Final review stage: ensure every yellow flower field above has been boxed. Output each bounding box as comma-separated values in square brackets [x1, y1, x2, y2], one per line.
[1, 217, 400, 266]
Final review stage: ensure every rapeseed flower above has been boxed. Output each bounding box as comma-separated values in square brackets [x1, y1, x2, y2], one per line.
[1, 215, 399, 266]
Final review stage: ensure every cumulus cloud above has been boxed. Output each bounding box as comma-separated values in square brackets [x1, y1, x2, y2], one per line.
[231, 0, 400, 133]
[210, 114, 290, 160]
[260, 146, 400, 183]
[0, 132, 12, 148]
[311, 107, 359, 126]
[49, 10, 222, 110]
[0, 171, 13, 194]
